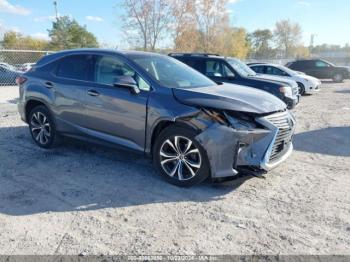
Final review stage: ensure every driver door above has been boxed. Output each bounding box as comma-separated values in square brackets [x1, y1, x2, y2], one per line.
[83, 55, 151, 151]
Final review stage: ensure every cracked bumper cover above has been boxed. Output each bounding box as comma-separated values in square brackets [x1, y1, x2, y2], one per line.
[195, 112, 295, 178]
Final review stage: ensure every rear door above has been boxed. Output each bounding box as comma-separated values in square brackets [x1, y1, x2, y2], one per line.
[53, 54, 93, 128]
[83, 54, 150, 151]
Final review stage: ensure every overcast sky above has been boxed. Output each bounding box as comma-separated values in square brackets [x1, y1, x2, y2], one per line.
[0, 0, 349, 49]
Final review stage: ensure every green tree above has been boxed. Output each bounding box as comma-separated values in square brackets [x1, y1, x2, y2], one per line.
[1, 31, 49, 50]
[48, 16, 99, 50]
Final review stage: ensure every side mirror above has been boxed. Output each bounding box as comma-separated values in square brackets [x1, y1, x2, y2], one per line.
[113, 76, 140, 95]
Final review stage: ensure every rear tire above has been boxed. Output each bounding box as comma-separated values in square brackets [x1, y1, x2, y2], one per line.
[28, 105, 60, 149]
[333, 73, 344, 83]
[153, 125, 210, 187]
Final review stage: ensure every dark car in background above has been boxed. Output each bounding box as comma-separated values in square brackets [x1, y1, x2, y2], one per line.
[0, 63, 22, 86]
[169, 53, 300, 109]
[286, 59, 350, 83]
[18, 49, 296, 187]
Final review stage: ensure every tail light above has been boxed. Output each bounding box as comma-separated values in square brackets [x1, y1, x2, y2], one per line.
[16, 76, 27, 85]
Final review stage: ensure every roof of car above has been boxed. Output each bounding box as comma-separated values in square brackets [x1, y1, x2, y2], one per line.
[35, 48, 167, 66]
[168, 53, 227, 59]
[249, 63, 283, 67]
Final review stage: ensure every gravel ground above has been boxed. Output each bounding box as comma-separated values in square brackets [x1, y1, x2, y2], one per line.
[0, 82, 349, 255]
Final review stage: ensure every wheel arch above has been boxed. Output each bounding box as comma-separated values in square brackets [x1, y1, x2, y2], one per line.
[25, 99, 50, 123]
[148, 119, 200, 157]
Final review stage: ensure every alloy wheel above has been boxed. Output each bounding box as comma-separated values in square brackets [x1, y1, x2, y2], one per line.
[159, 136, 202, 181]
[30, 111, 51, 145]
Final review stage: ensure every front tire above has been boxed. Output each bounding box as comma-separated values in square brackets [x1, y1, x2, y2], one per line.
[297, 82, 305, 95]
[333, 73, 344, 83]
[29, 105, 60, 149]
[153, 125, 210, 187]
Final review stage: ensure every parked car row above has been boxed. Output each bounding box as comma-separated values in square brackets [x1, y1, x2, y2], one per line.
[0, 62, 35, 86]
[169, 53, 300, 109]
[15, 49, 346, 187]
[0, 63, 22, 86]
[248, 63, 322, 95]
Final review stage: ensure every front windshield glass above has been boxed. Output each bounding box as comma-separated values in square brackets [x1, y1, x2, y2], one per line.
[278, 65, 298, 76]
[129, 54, 215, 89]
[227, 58, 256, 77]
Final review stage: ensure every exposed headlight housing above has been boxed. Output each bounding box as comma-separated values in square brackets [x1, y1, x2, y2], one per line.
[279, 86, 293, 98]
[202, 108, 257, 130]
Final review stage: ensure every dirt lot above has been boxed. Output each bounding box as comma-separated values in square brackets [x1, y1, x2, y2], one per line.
[0, 82, 349, 255]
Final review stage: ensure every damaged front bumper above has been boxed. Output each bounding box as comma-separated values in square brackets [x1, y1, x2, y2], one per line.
[195, 110, 296, 178]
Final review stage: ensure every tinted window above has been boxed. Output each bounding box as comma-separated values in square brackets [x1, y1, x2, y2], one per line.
[183, 59, 205, 73]
[289, 61, 302, 70]
[251, 65, 265, 74]
[206, 61, 224, 77]
[205, 61, 235, 78]
[56, 55, 92, 81]
[315, 60, 330, 68]
[94, 55, 150, 91]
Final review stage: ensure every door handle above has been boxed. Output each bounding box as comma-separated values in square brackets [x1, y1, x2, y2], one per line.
[44, 81, 54, 89]
[87, 89, 100, 97]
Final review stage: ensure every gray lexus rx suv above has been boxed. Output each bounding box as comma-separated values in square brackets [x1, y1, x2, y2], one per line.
[18, 49, 296, 187]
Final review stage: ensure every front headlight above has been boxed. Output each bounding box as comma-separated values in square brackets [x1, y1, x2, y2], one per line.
[225, 114, 257, 130]
[202, 108, 257, 130]
[279, 86, 293, 98]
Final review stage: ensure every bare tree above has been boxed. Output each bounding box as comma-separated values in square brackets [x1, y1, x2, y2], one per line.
[195, 0, 230, 53]
[172, 0, 199, 51]
[274, 19, 303, 57]
[121, 0, 173, 50]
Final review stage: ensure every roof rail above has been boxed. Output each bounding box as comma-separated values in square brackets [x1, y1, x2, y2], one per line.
[168, 52, 221, 57]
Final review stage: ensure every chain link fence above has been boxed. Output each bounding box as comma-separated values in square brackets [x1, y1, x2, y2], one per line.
[0, 49, 54, 86]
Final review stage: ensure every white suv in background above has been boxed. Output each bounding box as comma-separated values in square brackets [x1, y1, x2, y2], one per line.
[249, 63, 322, 95]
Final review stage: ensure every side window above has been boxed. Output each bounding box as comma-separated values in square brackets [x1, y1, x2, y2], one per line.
[205, 61, 224, 77]
[251, 66, 264, 74]
[223, 63, 235, 77]
[315, 61, 329, 68]
[94, 55, 150, 91]
[56, 55, 92, 81]
[184, 60, 205, 73]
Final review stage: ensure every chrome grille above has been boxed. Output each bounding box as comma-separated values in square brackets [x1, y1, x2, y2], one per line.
[265, 111, 294, 162]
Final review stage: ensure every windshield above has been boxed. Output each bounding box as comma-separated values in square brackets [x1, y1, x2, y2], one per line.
[278, 65, 299, 76]
[227, 58, 256, 77]
[129, 54, 215, 89]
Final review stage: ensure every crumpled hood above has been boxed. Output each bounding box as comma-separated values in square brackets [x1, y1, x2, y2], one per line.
[172, 83, 287, 114]
[251, 74, 297, 87]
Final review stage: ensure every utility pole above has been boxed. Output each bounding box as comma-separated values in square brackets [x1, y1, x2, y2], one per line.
[309, 34, 317, 56]
[53, 1, 59, 21]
